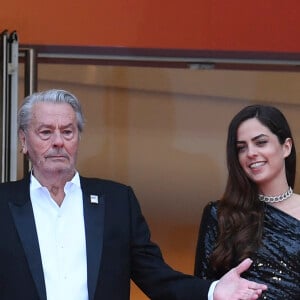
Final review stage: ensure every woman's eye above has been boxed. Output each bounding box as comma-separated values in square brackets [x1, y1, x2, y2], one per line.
[237, 144, 246, 153]
[237, 147, 245, 153]
[257, 140, 267, 146]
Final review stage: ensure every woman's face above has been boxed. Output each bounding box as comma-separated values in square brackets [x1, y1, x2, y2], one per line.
[236, 118, 291, 188]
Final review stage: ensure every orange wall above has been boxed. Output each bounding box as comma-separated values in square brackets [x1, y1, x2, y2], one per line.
[2, 0, 300, 52]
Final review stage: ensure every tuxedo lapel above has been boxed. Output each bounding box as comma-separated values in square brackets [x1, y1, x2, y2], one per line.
[81, 178, 105, 300]
[8, 184, 47, 300]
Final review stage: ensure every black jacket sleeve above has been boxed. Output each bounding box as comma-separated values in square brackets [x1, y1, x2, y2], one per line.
[194, 201, 219, 280]
[128, 187, 212, 300]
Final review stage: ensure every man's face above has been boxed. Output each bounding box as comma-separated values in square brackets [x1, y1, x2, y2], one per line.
[19, 102, 80, 179]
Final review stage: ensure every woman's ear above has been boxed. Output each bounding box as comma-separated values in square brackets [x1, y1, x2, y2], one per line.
[283, 137, 292, 158]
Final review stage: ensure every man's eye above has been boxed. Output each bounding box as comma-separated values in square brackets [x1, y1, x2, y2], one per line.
[39, 130, 52, 139]
[63, 130, 74, 139]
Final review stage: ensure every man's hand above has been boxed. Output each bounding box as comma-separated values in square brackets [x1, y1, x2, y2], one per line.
[213, 258, 267, 300]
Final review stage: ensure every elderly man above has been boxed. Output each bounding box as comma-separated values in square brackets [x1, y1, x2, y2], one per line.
[0, 89, 267, 300]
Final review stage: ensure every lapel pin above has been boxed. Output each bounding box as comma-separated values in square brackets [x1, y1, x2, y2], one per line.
[90, 195, 99, 204]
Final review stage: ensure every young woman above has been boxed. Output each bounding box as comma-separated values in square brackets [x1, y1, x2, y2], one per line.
[194, 105, 300, 299]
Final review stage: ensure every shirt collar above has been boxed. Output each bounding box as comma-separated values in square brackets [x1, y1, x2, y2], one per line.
[30, 171, 81, 191]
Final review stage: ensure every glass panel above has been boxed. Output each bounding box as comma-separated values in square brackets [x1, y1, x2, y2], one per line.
[18, 63, 300, 299]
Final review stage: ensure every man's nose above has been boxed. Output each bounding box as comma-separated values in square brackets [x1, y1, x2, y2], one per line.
[52, 132, 64, 146]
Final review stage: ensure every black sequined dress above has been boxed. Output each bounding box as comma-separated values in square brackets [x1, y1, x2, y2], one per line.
[194, 201, 300, 300]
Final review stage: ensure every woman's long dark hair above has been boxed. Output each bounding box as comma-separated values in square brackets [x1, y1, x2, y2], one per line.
[209, 105, 296, 276]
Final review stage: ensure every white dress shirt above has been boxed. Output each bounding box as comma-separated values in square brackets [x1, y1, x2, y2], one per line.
[30, 172, 88, 300]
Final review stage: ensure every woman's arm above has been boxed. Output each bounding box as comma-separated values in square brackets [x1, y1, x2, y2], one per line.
[194, 201, 219, 279]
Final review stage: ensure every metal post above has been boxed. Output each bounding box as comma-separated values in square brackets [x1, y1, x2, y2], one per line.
[8, 31, 19, 181]
[0, 31, 8, 182]
[19, 47, 37, 174]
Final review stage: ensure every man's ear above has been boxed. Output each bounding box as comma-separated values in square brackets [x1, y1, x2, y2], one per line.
[19, 130, 27, 154]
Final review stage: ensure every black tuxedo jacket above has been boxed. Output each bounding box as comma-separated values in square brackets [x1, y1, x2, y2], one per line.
[0, 175, 210, 300]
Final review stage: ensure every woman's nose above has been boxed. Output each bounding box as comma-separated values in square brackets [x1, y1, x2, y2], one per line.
[247, 145, 257, 157]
